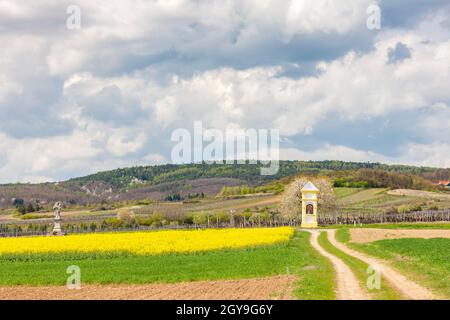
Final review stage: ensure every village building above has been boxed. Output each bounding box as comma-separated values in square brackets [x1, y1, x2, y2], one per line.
[438, 180, 450, 188]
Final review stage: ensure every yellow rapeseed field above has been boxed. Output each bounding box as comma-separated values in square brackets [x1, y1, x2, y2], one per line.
[0, 227, 293, 255]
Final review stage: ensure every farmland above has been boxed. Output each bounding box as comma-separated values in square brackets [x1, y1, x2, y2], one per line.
[2, 186, 449, 233]
[0, 227, 293, 256]
[336, 188, 450, 214]
[0, 162, 449, 300]
[2, 222, 448, 300]
[349, 238, 450, 299]
[0, 229, 335, 299]
[333, 227, 450, 299]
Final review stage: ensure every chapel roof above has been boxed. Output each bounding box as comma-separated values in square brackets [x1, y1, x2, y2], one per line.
[301, 181, 319, 192]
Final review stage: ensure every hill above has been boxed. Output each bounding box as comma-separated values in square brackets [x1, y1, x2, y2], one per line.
[0, 161, 448, 209]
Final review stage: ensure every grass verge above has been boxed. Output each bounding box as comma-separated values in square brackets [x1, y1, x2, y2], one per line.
[318, 231, 402, 300]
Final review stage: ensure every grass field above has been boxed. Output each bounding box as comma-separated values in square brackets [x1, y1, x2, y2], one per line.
[353, 238, 450, 298]
[0, 230, 335, 299]
[335, 187, 450, 214]
[334, 187, 360, 199]
[335, 227, 450, 298]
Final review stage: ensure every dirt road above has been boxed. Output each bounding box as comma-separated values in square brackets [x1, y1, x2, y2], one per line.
[327, 229, 437, 300]
[307, 230, 370, 300]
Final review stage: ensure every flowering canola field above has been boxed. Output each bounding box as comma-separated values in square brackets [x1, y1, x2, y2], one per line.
[0, 227, 293, 256]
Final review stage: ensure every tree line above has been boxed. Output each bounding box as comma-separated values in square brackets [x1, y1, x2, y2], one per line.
[67, 160, 445, 190]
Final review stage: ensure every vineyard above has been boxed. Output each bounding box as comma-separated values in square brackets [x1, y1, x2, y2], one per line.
[1, 186, 450, 237]
[1, 210, 449, 238]
[318, 210, 450, 225]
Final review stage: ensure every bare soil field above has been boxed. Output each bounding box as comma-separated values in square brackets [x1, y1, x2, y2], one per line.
[387, 189, 450, 199]
[0, 275, 295, 300]
[350, 228, 450, 243]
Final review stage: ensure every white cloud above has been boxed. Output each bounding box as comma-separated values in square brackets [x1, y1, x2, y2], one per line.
[0, 0, 449, 182]
[106, 130, 147, 157]
[281, 142, 450, 168]
[154, 96, 179, 128]
[0, 131, 101, 183]
[49, 26, 450, 173]
[285, 0, 372, 37]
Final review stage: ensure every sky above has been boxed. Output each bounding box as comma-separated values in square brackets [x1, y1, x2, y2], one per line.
[0, 0, 449, 183]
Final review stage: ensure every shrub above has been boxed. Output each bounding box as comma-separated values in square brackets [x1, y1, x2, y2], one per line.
[192, 212, 208, 225]
[21, 214, 53, 220]
[136, 212, 164, 227]
[102, 218, 123, 229]
[397, 204, 423, 213]
[212, 211, 229, 224]
[164, 193, 183, 202]
[397, 205, 410, 213]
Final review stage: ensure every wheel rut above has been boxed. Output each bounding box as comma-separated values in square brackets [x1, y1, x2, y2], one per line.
[307, 230, 370, 300]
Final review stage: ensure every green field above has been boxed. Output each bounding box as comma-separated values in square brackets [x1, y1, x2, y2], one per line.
[335, 227, 450, 298]
[353, 238, 450, 298]
[334, 187, 450, 214]
[336, 188, 413, 214]
[334, 187, 361, 199]
[0, 231, 335, 299]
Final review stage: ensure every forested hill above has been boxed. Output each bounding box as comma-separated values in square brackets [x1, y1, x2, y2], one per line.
[0, 160, 448, 209]
[67, 160, 447, 189]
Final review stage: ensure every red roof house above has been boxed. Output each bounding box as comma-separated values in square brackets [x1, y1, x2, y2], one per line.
[438, 180, 450, 187]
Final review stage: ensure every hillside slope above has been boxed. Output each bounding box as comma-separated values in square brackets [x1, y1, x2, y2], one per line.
[0, 161, 448, 208]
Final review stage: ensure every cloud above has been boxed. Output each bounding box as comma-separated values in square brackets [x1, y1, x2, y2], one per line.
[0, 0, 449, 182]
[0, 34, 74, 138]
[281, 142, 450, 168]
[0, 131, 101, 183]
[1, 0, 379, 77]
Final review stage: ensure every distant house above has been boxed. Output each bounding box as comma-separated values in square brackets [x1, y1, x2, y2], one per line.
[438, 180, 450, 188]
